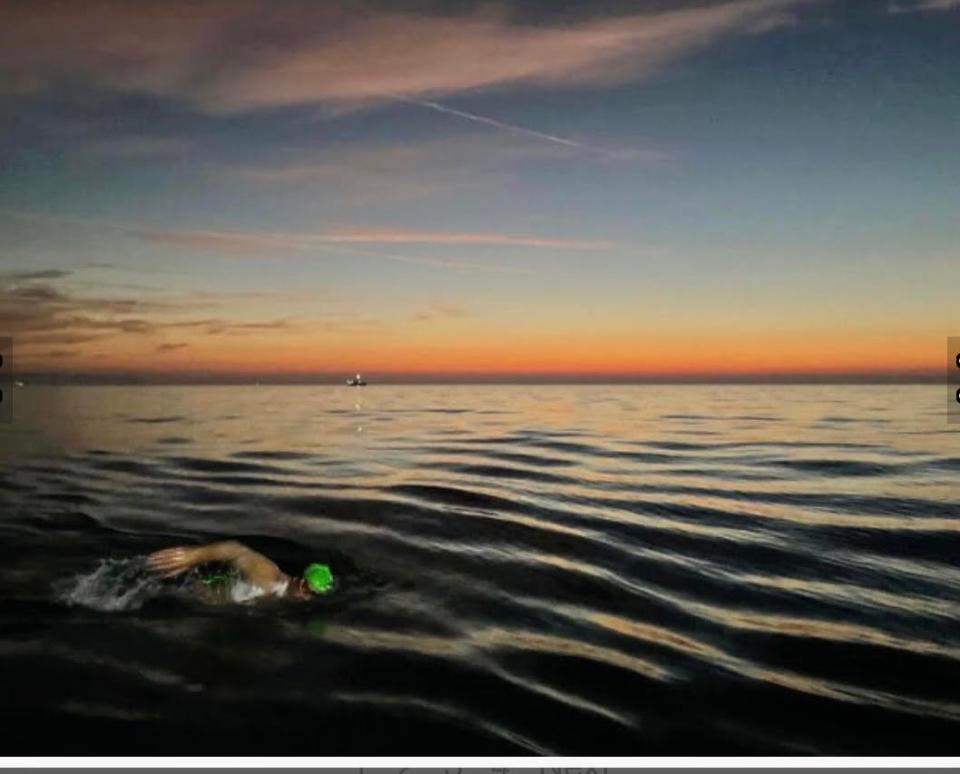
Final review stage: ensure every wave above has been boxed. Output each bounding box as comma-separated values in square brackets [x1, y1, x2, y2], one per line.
[3, 384, 958, 754]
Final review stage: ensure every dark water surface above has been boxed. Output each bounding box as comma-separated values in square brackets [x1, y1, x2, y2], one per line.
[0, 384, 958, 755]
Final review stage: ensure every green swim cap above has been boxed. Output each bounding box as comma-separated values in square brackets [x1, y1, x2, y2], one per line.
[304, 562, 334, 594]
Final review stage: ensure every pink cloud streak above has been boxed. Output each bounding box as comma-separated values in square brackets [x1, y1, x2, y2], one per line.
[0, 1, 797, 113]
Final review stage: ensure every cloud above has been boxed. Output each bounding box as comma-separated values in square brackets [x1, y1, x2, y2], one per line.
[1, 208, 544, 274]
[35, 349, 83, 358]
[176, 289, 333, 306]
[412, 300, 472, 323]
[0, 0, 253, 99]
[67, 279, 165, 293]
[7, 284, 71, 303]
[19, 332, 111, 347]
[197, 319, 293, 335]
[2, 269, 73, 281]
[134, 228, 298, 255]
[223, 133, 599, 202]
[157, 342, 189, 352]
[311, 242, 532, 275]
[0, 272, 304, 362]
[307, 226, 613, 250]
[222, 131, 675, 208]
[887, 0, 960, 11]
[0, 1, 797, 116]
[201, 1, 794, 113]
[133, 227, 538, 273]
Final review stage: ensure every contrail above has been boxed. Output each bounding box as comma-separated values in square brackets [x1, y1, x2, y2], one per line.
[391, 94, 620, 158]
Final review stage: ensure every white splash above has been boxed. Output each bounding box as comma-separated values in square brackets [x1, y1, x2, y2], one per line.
[57, 557, 167, 612]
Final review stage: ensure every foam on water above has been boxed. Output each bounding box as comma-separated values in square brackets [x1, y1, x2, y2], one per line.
[57, 557, 167, 612]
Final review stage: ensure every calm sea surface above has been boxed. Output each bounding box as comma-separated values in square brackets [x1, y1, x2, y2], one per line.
[0, 384, 958, 754]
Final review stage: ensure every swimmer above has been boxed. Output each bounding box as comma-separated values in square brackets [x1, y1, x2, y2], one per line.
[146, 540, 333, 601]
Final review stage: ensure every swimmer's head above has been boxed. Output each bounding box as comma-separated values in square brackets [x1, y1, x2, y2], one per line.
[301, 562, 334, 595]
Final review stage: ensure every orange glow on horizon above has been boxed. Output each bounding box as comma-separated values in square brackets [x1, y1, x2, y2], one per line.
[16, 325, 945, 378]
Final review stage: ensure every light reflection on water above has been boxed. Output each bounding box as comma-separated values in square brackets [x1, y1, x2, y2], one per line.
[0, 384, 958, 754]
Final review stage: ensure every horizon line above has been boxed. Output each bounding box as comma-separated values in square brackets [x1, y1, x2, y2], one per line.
[14, 370, 944, 386]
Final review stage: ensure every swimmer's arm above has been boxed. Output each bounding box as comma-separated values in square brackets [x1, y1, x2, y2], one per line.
[146, 541, 286, 587]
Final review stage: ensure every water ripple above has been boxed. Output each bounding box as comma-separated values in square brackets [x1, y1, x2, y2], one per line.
[1, 384, 957, 754]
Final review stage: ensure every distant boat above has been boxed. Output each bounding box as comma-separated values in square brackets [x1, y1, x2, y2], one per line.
[346, 373, 367, 387]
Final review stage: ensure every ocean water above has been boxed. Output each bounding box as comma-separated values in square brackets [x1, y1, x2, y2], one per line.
[0, 384, 958, 755]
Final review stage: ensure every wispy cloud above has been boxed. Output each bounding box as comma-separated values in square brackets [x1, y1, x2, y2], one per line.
[133, 228, 297, 256]
[202, 1, 794, 113]
[134, 228, 531, 273]
[2, 269, 73, 281]
[0, 209, 537, 274]
[156, 342, 189, 353]
[308, 226, 613, 250]
[175, 289, 333, 306]
[0, 271, 305, 362]
[412, 300, 472, 323]
[9, 273, 383, 366]
[223, 132, 665, 203]
[0, 1, 797, 116]
[887, 0, 960, 12]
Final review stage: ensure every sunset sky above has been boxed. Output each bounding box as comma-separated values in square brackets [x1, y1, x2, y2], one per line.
[1, 0, 957, 381]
